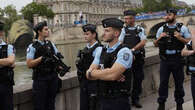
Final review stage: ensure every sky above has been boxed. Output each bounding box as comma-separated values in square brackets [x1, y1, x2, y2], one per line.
[0, 0, 195, 12]
[179, 0, 195, 5]
[0, 0, 33, 12]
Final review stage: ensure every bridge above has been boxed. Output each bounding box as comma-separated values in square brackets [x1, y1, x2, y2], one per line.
[49, 14, 195, 41]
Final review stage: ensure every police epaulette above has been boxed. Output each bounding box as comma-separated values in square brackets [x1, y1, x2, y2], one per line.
[32, 41, 40, 48]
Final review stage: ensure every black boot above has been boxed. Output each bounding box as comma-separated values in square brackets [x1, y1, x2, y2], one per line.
[176, 104, 183, 110]
[157, 103, 165, 110]
[132, 101, 142, 108]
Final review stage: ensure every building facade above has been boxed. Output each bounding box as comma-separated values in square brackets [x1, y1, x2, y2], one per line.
[33, 0, 143, 26]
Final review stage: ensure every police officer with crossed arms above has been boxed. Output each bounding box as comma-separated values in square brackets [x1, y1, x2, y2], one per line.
[0, 21, 15, 110]
[86, 18, 133, 110]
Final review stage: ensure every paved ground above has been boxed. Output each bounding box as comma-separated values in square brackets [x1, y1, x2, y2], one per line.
[131, 81, 193, 110]
[170, 100, 194, 110]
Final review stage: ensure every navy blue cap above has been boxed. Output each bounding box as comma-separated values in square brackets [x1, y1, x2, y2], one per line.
[33, 21, 47, 33]
[82, 24, 96, 32]
[124, 10, 137, 16]
[166, 8, 177, 15]
[102, 18, 124, 29]
[0, 21, 4, 31]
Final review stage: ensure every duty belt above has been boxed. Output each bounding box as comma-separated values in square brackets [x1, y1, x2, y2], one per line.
[99, 89, 130, 98]
[188, 66, 195, 77]
[165, 50, 181, 55]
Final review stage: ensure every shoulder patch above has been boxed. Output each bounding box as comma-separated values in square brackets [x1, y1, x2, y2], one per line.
[123, 53, 130, 61]
[13, 47, 16, 54]
[27, 48, 30, 53]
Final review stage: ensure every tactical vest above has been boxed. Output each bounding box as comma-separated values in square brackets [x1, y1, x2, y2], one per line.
[158, 23, 184, 58]
[77, 42, 102, 93]
[0, 45, 14, 85]
[98, 44, 132, 97]
[77, 43, 102, 79]
[123, 26, 142, 49]
[32, 40, 56, 80]
[186, 41, 195, 75]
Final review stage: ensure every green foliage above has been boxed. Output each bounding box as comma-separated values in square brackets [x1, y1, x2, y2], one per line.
[142, 0, 175, 12]
[1, 5, 21, 37]
[0, 8, 4, 19]
[21, 2, 55, 23]
[134, 0, 191, 14]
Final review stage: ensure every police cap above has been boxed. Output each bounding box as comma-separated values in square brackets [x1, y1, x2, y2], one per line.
[33, 21, 47, 33]
[166, 8, 177, 15]
[82, 24, 96, 32]
[0, 21, 4, 31]
[102, 18, 124, 29]
[124, 10, 137, 16]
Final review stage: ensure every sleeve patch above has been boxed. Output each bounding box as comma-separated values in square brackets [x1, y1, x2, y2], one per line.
[27, 48, 30, 53]
[123, 53, 130, 61]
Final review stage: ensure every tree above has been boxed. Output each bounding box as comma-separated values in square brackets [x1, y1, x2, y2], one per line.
[160, 0, 173, 10]
[143, 0, 161, 12]
[2, 5, 21, 37]
[21, 2, 55, 23]
[0, 8, 4, 19]
[142, 0, 173, 12]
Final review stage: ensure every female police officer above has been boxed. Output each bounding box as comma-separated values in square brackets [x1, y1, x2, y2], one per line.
[26, 21, 59, 110]
[76, 24, 102, 110]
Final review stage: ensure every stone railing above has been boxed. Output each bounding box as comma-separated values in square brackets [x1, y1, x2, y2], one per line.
[13, 42, 190, 110]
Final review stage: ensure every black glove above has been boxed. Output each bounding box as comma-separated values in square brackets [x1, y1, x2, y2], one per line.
[42, 55, 54, 64]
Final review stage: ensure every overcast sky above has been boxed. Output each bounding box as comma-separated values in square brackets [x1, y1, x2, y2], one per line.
[0, 0, 33, 12]
[0, 0, 195, 12]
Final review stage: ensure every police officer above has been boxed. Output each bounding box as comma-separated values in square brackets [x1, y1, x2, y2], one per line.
[153, 8, 191, 110]
[26, 21, 60, 110]
[181, 29, 195, 109]
[76, 24, 102, 110]
[86, 18, 133, 110]
[119, 10, 146, 108]
[0, 21, 15, 110]
[181, 40, 195, 109]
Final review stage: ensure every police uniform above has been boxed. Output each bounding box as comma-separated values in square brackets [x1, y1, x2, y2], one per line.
[26, 40, 59, 110]
[185, 40, 195, 109]
[92, 18, 133, 110]
[76, 24, 102, 110]
[119, 10, 146, 106]
[0, 21, 15, 110]
[156, 18, 191, 106]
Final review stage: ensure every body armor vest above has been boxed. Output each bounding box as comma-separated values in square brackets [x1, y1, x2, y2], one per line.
[158, 23, 184, 58]
[123, 26, 142, 49]
[186, 41, 195, 75]
[98, 44, 132, 97]
[77, 43, 102, 79]
[77, 42, 102, 93]
[0, 45, 14, 85]
[32, 40, 56, 80]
